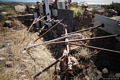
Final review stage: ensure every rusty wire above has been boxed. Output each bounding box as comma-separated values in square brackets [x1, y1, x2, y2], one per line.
[69, 34, 119, 42]
[24, 34, 119, 50]
[34, 24, 72, 79]
[27, 15, 46, 32]
[22, 15, 47, 43]
[34, 56, 66, 79]
[70, 43, 120, 54]
[64, 26, 71, 80]
[62, 24, 104, 36]
[34, 19, 64, 43]
[24, 16, 120, 79]
[49, 34, 119, 44]
[24, 34, 73, 50]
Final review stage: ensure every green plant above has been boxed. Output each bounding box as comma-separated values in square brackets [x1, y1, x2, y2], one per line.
[69, 7, 82, 17]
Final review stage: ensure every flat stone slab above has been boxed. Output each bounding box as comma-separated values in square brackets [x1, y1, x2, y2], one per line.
[57, 9, 73, 35]
[94, 14, 120, 41]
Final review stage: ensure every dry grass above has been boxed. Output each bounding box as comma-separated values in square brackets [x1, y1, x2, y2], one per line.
[0, 17, 55, 80]
[0, 68, 8, 80]
[0, 4, 72, 80]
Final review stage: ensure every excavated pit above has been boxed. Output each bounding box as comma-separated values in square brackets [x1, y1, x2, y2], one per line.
[90, 29, 120, 77]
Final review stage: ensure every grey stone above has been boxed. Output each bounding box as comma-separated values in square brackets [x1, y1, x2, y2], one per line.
[5, 61, 13, 67]
[102, 68, 108, 74]
[115, 73, 120, 78]
[4, 20, 13, 27]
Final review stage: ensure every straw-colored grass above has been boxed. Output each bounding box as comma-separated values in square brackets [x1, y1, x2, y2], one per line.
[0, 18, 55, 80]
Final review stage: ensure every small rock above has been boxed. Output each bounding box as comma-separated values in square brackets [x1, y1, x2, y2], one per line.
[0, 57, 5, 60]
[3, 20, 13, 28]
[85, 76, 90, 80]
[70, 56, 79, 66]
[102, 68, 108, 74]
[115, 73, 120, 78]
[20, 75, 26, 78]
[5, 20, 13, 23]
[83, 76, 90, 80]
[87, 31, 92, 36]
[102, 68, 109, 78]
[5, 61, 13, 67]
[1, 12, 7, 15]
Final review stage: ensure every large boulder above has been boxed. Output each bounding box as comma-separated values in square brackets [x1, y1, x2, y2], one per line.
[14, 5, 25, 13]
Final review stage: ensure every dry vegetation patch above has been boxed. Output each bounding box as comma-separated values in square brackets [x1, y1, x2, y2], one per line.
[0, 20, 55, 80]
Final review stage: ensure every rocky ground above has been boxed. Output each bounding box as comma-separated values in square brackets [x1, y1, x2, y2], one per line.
[0, 19, 55, 80]
[0, 9, 120, 80]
